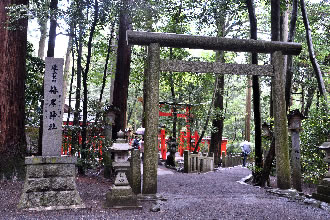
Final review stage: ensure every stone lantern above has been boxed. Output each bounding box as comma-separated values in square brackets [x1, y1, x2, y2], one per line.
[319, 138, 330, 177]
[287, 109, 305, 192]
[105, 130, 139, 208]
[312, 136, 330, 203]
[166, 137, 178, 167]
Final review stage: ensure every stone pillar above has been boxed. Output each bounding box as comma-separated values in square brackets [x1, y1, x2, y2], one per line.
[42, 58, 64, 156]
[288, 109, 305, 192]
[272, 51, 291, 189]
[131, 149, 141, 194]
[142, 43, 160, 195]
[18, 58, 84, 210]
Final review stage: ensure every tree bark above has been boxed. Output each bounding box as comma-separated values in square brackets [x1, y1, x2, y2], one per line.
[62, 35, 72, 111]
[246, 0, 262, 182]
[99, 21, 115, 103]
[37, 18, 48, 60]
[169, 48, 177, 139]
[285, 0, 298, 110]
[304, 86, 316, 117]
[72, 23, 84, 155]
[46, 0, 58, 58]
[270, 0, 281, 118]
[81, 0, 99, 174]
[66, 44, 75, 126]
[0, 0, 28, 180]
[300, 0, 327, 99]
[210, 72, 224, 166]
[112, 0, 132, 140]
[245, 76, 252, 142]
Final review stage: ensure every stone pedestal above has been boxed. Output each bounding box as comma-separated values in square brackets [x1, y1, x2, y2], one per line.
[105, 162, 140, 208]
[313, 178, 330, 203]
[105, 132, 141, 209]
[18, 156, 84, 210]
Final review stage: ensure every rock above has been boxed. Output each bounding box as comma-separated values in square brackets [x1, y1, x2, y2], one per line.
[150, 202, 161, 212]
[320, 202, 330, 212]
[303, 198, 321, 208]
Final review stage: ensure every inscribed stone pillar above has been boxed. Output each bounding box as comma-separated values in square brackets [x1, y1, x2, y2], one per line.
[42, 58, 64, 156]
[272, 51, 291, 189]
[142, 43, 160, 195]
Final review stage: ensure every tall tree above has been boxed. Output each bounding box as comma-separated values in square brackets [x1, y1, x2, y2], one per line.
[0, 0, 28, 179]
[112, 0, 132, 139]
[36, 0, 50, 60]
[81, 0, 99, 174]
[300, 0, 327, 99]
[246, 0, 262, 182]
[244, 77, 252, 142]
[285, 0, 298, 110]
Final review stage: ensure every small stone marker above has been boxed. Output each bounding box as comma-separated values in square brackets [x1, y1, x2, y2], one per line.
[42, 57, 64, 156]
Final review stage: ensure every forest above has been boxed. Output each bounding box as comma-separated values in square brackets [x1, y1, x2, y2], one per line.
[0, 0, 329, 188]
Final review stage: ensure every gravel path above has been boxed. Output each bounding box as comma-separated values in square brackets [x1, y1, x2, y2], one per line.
[0, 166, 329, 219]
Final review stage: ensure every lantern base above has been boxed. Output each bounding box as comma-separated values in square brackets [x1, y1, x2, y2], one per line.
[312, 178, 330, 203]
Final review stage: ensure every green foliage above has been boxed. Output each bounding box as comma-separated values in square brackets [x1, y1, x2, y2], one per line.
[25, 42, 44, 127]
[300, 99, 329, 184]
[63, 99, 113, 169]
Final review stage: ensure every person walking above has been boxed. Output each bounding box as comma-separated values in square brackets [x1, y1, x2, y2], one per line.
[241, 141, 251, 167]
[132, 136, 140, 149]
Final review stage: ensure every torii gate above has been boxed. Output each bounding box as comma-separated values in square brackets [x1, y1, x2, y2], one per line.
[127, 31, 302, 195]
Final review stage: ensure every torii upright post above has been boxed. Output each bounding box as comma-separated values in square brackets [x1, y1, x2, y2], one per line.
[272, 51, 291, 189]
[143, 43, 160, 195]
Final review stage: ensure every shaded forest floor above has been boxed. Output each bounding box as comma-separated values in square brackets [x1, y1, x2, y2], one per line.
[0, 165, 328, 219]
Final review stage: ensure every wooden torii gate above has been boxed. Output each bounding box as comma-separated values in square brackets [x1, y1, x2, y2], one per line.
[127, 31, 302, 194]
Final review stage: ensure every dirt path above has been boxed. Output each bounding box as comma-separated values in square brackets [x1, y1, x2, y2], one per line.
[0, 166, 329, 219]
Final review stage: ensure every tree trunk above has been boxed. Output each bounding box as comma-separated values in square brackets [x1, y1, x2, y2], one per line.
[0, 0, 28, 180]
[169, 48, 177, 139]
[62, 35, 72, 111]
[258, 0, 281, 186]
[46, 0, 58, 58]
[99, 21, 115, 104]
[194, 76, 218, 153]
[260, 137, 275, 187]
[304, 86, 316, 117]
[66, 44, 75, 126]
[285, 0, 298, 110]
[270, 0, 281, 118]
[210, 71, 224, 167]
[72, 23, 84, 155]
[81, 0, 99, 175]
[112, 0, 132, 140]
[300, 0, 327, 99]
[244, 76, 252, 142]
[246, 0, 262, 183]
[37, 18, 48, 60]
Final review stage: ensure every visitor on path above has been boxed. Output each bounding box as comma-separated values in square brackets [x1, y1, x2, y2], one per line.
[132, 136, 140, 149]
[139, 137, 144, 161]
[241, 140, 251, 167]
